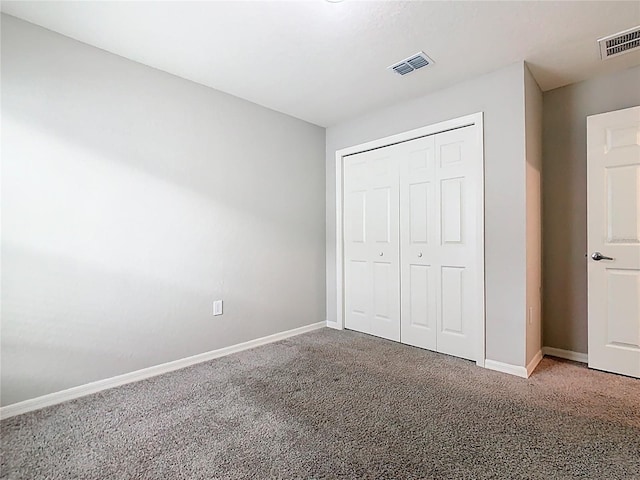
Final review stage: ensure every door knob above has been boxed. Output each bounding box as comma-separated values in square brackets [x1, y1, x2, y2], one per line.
[591, 252, 614, 261]
[417, 252, 423, 258]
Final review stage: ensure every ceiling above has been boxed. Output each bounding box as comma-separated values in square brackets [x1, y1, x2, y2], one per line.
[2, 1, 639, 127]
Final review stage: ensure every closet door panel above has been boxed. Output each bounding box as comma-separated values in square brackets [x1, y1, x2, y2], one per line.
[400, 136, 437, 349]
[344, 156, 371, 334]
[368, 149, 401, 341]
[434, 126, 479, 361]
[343, 147, 400, 342]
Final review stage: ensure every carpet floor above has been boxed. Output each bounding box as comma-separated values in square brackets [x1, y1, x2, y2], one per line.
[1, 328, 639, 479]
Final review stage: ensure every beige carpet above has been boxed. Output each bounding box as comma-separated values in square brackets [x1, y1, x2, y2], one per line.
[1, 328, 639, 479]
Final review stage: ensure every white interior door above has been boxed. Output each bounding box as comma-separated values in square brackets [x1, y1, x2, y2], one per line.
[399, 135, 437, 350]
[399, 127, 480, 360]
[587, 105, 640, 378]
[343, 146, 400, 341]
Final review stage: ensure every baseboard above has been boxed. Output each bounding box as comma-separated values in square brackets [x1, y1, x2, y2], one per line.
[484, 359, 528, 378]
[326, 320, 341, 330]
[485, 346, 587, 379]
[0, 321, 325, 420]
[542, 346, 588, 364]
[526, 350, 543, 377]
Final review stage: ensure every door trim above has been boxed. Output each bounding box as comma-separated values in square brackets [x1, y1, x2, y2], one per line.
[334, 112, 486, 367]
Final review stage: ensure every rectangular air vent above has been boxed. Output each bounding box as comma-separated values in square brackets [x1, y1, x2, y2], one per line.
[388, 51, 434, 76]
[598, 26, 640, 60]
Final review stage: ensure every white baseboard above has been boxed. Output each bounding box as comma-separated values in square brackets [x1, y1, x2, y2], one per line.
[326, 320, 342, 330]
[542, 346, 588, 364]
[526, 350, 543, 377]
[0, 321, 325, 420]
[485, 346, 587, 379]
[484, 359, 528, 378]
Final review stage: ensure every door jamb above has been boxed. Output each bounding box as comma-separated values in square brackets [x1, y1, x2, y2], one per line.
[334, 112, 486, 367]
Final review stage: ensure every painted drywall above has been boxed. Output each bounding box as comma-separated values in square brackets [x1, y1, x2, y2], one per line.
[327, 63, 529, 367]
[524, 65, 543, 365]
[0, 15, 326, 406]
[542, 65, 640, 354]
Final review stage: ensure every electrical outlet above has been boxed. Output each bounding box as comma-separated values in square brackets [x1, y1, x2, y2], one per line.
[213, 300, 223, 316]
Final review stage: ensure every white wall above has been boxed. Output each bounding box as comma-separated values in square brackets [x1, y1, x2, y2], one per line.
[0, 15, 326, 406]
[542, 65, 640, 354]
[327, 63, 529, 366]
[524, 65, 543, 365]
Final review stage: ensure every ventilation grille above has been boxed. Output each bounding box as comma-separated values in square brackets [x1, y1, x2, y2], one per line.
[389, 51, 434, 76]
[598, 26, 640, 59]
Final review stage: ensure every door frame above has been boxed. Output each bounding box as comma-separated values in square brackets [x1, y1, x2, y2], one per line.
[334, 112, 486, 367]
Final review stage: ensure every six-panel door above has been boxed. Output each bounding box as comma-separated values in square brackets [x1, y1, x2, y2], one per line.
[587, 106, 640, 379]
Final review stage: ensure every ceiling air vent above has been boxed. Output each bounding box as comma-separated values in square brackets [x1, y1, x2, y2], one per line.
[598, 25, 640, 60]
[388, 51, 434, 76]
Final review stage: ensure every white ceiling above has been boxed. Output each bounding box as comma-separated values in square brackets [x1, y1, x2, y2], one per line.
[2, 1, 639, 127]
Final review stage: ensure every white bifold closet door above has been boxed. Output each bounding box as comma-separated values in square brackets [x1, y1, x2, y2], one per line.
[343, 144, 401, 341]
[343, 125, 480, 362]
[399, 127, 480, 361]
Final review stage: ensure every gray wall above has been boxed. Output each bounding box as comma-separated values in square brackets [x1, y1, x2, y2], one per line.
[524, 65, 543, 365]
[1, 15, 326, 406]
[327, 63, 529, 366]
[542, 65, 640, 354]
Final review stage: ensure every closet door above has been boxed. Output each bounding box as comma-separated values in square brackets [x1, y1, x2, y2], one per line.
[343, 146, 400, 341]
[399, 135, 438, 350]
[399, 126, 480, 361]
[433, 126, 479, 361]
